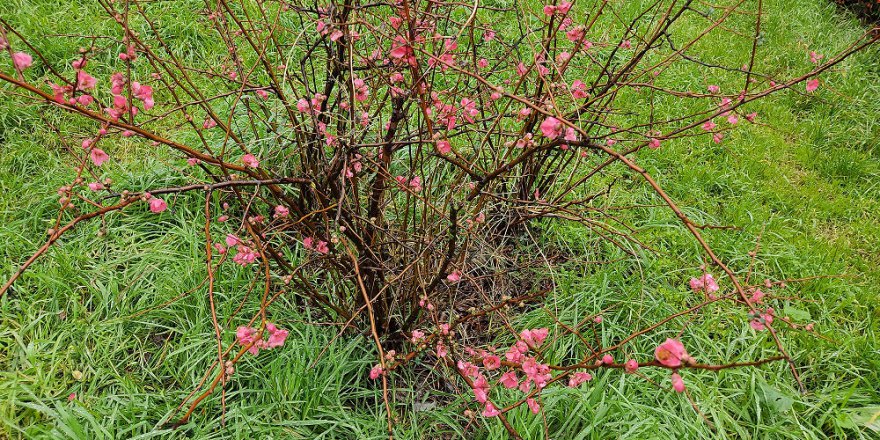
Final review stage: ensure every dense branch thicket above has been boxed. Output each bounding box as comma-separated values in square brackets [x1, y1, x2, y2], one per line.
[1, 0, 876, 436]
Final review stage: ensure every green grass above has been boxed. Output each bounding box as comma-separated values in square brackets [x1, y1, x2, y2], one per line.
[1, 0, 879, 438]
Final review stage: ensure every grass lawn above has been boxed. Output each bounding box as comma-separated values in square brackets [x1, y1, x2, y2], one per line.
[0, 0, 878, 438]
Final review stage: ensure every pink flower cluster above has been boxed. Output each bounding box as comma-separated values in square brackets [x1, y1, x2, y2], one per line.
[303, 236, 330, 254]
[689, 273, 719, 295]
[235, 323, 289, 355]
[749, 308, 774, 331]
[395, 175, 423, 192]
[452, 328, 554, 417]
[225, 234, 260, 265]
[12, 52, 33, 70]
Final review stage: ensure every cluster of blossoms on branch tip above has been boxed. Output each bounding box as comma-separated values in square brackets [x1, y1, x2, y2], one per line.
[235, 323, 289, 355]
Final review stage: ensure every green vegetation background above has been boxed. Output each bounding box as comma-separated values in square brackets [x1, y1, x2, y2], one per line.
[0, 0, 877, 438]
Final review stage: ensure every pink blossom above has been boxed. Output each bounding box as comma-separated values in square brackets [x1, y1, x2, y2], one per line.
[436, 140, 452, 154]
[111, 95, 128, 111]
[571, 80, 588, 99]
[522, 357, 552, 388]
[689, 273, 719, 294]
[410, 329, 425, 343]
[520, 328, 549, 348]
[226, 234, 242, 247]
[670, 373, 686, 393]
[436, 341, 448, 358]
[727, 113, 739, 125]
[526, 398, 541, 414]
[593, 315, 603, 324]
[256, 89, 269, 99]
[266, 323, 289, 348]
[518, 379, 533, 394]
[483, 354, 501, 370]
[274, 205, 289, 218]
[296, 98, 310, 113]
[568, 371, 592, 387]
[131, 82, 154, 110]
[242, 153, 260, 168]
[806, 79, 819, 93]
[236, 326, 260, 354]
[703, 274, 719, 293]
[203, 117, 217, 129]
[87, 182, 104, 191]
[389, 36, 412, 59]
[648, 138, 661, 149]
[539, 117, 564, 138]
[557, 1, 572, 14]
[654, 338, 689, 367]
[472, 384, 489, 404]
[12, 52, 33, 70]
[746, 112, 758, 122]
[499, 371, 518, 388]
[702, 120, 717, 131]
[457, 360, 480, 378]
[90, 148, 109, 166]
[505, 344, 525, 363]
[303, 237, 314, 250]
[73, 72, 96, 92]
[809, 51, 823, 64]
[77, 95, 94, 106]
[624, 359, 639, 373]
[566, 26, 585, 43]
[750, 289, 765, 304]
[315, 240, 330, 254]
[232, 246, 258, 265]
[369, 364, 384, 380]
[460, 98, 478, 123]
[118, 46, 137, 61]
[399, 176, 422, 192]
[148, 197, 167, 213]
[749, 307, 774, 331]
[482, 402, 500, 417]
[707, 85, 720, 93]
[601, 354, 613, 364]
[353, 77, 369, 102]
[446, 271, 461, 282]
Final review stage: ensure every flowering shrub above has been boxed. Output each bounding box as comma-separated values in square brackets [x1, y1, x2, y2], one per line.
[0, 0, 876, 436]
